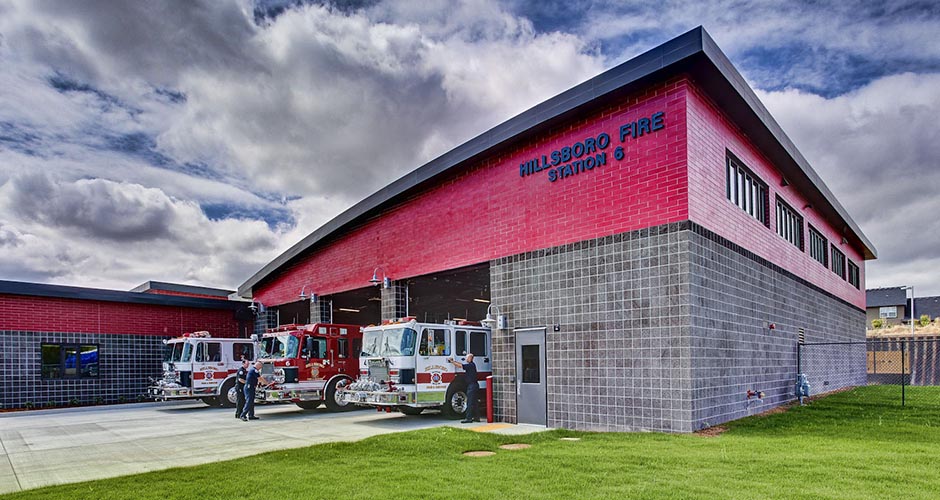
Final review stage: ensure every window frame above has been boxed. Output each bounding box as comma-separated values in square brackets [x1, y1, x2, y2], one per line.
[831, 247, 846, 279]
[468, 331, 488, 356]
[40, 343, 100, 379]
[775, 196, 804, 250]
[418, 328, 450, 357]
[808, 225, 828, 267]
[879, 306, 897, 319]
[847, 260, 860, 289]
[726, 152, 769, 226]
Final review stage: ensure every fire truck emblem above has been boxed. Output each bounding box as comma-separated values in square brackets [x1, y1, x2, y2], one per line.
[204, 370, 214, 380]
[431, 372, 442, 384]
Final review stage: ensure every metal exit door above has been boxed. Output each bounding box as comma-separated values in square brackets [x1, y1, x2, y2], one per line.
[515, 327, 546, 426]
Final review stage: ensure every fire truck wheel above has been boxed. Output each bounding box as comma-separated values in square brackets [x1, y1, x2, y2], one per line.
[324, 377, 354, 412]
[200, 396, 219, 406]
[217, 378, 237, 408]
[295, 400, 322, 410]
[442, 381, 468, 419]
[398, 405, 423, 416]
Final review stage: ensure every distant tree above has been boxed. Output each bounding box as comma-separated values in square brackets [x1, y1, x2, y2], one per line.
[919, 314, 931, 327]
[872, 318, 884, 329]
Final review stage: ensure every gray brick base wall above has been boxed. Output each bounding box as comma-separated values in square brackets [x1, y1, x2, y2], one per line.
[310, 298, 332, 323]
[687, 226, 866, 429]
[492, 223, 693, 432]
[253, 309, 278, 336]
[490, 221, 865, 433]
[1, 331, 168, 409]
[381, 282, 408, 321]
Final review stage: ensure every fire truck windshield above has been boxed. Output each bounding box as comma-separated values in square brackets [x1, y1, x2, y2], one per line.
[181, 342, 194, 362]
[260, 335, 299, 359]
[361, 327, 416, 357]
[163, 342, 185, 362]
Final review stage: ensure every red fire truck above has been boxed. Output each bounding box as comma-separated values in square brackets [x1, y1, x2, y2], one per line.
[339, 318, 491, 418]
[257, 323, 363, 411]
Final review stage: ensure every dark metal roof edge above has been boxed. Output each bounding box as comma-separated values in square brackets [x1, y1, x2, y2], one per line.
[238, 25, 876, 296]
[0, 280, 245, 310]
[130, 280, 233, 297]
[698, 30, 877, 260]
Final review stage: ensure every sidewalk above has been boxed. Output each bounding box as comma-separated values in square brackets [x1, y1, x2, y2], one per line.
[0, 402, 544, 494]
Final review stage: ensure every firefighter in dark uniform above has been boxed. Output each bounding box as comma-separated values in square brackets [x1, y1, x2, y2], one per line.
[448, 353, 480, 423]
[235, 359, 249, 418]
[240, 361, 271, 421]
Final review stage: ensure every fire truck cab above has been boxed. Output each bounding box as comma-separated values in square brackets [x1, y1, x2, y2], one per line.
[339, 318, 492, 418]
[149, 332, 256, 407]
[257, 323, 363, 411]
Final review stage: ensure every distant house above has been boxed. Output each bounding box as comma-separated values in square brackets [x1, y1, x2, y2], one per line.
[912, 296, 940, 323]
[866, 287, 907, 326]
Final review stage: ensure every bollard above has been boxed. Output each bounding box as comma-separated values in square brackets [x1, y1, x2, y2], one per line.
[486, 375, 494, 423]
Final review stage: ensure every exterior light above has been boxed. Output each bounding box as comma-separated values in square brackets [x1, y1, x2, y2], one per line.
[473, 298, 490, 303]
[338, 308, 360, 313]
[482, 303, 506, 330]
[370, 267, 391, 289]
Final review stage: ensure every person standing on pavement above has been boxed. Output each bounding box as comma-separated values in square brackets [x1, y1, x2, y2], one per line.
[448, 353, 480, 423]
[240, 360, 271, 421]
[234, 359, 249, 418]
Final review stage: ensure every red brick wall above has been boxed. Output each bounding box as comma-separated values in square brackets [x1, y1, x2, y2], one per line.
[0, 294, 241, 337]
[143, 289, 229, 300]
[256, 78, 691, 305]
[685, 81, 866, 308]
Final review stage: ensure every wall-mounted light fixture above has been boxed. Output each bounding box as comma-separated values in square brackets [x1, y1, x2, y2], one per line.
[338, 307, 360, 313]
[473, 298, 491, 303]
[482, 303, 507, 330]
[248, 300, 265, 314]
[299, 286, 318, 302]
[370, 267, 391, 289]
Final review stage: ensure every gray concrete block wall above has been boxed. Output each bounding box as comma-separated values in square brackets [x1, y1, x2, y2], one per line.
[491, 221, 865, 433]
[381, 282, 408, 321]
[253, 309, 278, 336]
[1, 331, 168, 409]
[686, 226, 866, 429]
[491, 223, 694, 433]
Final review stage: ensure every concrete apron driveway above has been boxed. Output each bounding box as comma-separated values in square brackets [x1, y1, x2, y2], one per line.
[0, 401, 461, 494]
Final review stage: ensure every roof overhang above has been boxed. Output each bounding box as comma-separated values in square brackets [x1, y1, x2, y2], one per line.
[0, 280, 246, 310]
[238, 26, 876, 298]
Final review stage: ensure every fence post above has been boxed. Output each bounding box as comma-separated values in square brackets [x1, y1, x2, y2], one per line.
[901, 340, 906, 407]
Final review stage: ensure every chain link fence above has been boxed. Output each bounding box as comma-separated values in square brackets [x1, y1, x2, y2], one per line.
[798, 336, 940, 407]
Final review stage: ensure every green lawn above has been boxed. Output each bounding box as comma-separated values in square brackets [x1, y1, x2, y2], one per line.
[5, 386, 940, 500]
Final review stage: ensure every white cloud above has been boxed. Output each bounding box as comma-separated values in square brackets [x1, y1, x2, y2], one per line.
[0, 0, 938, 298]
[0, 0, 603, 290]
[758, 72, 940, 294]
[0, 174, 282, 289]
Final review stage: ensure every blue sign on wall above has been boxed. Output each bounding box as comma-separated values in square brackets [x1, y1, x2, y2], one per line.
[517, 111, 665, 183]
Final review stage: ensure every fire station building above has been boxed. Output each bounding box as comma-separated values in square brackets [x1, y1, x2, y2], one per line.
[237, 27, 875, 432]
[0, 280, 252, 409]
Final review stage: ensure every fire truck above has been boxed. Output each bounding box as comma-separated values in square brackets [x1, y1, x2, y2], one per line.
[149, 331, 256, 407]
[339, 318, 492, 418]
[257, 323, 364, 411]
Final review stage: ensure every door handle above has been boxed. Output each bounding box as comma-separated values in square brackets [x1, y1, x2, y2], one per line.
[483, 357, 490, 363]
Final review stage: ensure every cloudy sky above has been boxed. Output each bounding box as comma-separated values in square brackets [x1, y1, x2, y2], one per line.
[0, 0, 938, 295]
